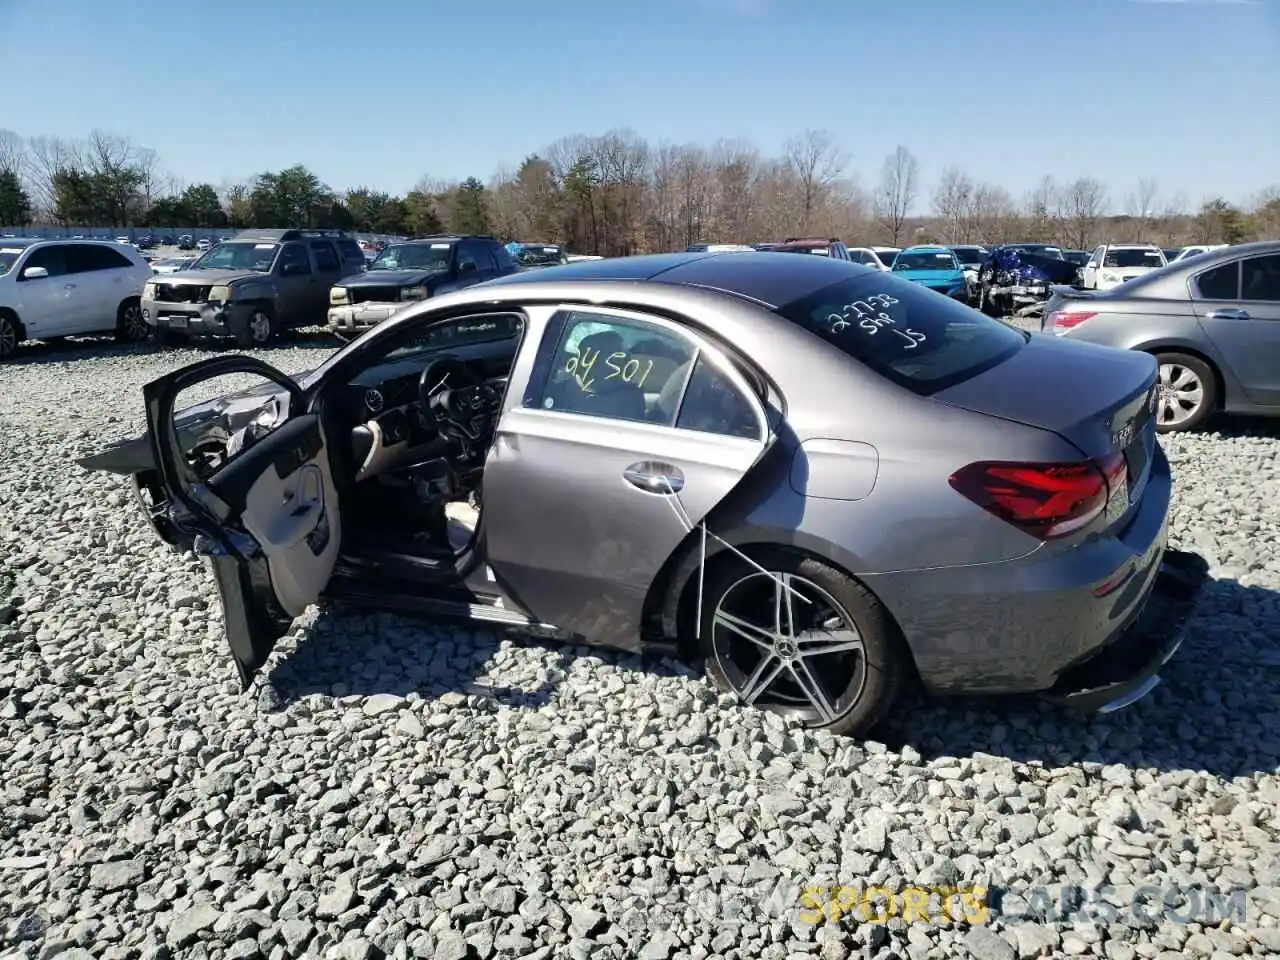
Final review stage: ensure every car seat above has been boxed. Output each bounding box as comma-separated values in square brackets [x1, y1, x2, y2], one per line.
[548, 331, 647, 421]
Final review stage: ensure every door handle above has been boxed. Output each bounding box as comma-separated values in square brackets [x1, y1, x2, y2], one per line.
[63, 283, 76, 289]
[623, 461, 684, 494]
[1205, 307, 1250, 320]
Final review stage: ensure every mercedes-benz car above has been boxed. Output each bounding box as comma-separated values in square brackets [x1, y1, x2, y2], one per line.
[81, 252, 1205, 736]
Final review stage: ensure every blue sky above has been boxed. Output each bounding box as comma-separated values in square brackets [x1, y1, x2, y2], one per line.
[2, 0, 1277, 212]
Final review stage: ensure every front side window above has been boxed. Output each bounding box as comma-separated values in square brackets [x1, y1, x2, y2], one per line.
[310, 242, 340, 271]
[20, 246, 68, 278]
[1193, 261, 1239, 300]
[1241, 255, 1280, 302]
[69, 244, 133, 272]
[774, 272, 1026, 395]
[192, 242, 278, 273]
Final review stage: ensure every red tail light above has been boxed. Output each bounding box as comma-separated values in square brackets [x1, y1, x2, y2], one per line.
[949, 452, 1129, 540]
[1048, 310, 1097, 333]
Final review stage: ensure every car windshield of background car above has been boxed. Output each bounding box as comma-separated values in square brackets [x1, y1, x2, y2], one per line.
[951, 247, 984, 265]
[515, 246, 565, 266]
[192, 242, 277, 272]
[894, 252, 958, 271]
[371, 244, 453, 272]
[1105, 248, 1165, 268]
[774, 272, 1026, 395]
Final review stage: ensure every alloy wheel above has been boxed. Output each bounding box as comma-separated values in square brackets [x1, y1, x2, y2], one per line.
[249, 311, 273, 345]
[710, 570, 867, 726]
[121, 303, 148, 340]
[1157, 361, 1204, 427]
[0, 318, 16, 358]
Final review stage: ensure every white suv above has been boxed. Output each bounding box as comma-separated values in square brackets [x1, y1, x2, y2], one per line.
[0, 238, 154, 360]
[1080, 243, 1168, 290]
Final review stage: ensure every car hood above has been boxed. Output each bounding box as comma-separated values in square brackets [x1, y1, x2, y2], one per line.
[342, 269, 438, 287]
[157, 268, 265, 285]
[896, 269, 965, 285]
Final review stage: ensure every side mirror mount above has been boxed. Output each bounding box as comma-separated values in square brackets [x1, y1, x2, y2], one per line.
[22, 266, 49, 280]
[281, 262, 307, 277]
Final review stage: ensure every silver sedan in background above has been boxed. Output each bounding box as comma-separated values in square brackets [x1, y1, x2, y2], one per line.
[1042, 241, 1280, 432]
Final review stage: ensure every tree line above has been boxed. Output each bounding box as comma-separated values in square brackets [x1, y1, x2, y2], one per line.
[2, 127, 1277, 254]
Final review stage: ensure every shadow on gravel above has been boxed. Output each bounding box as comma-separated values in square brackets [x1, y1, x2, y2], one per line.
[5, 327, 343, 367]
[875, 575, 1280, 779]
[1204, 414, 1280, 439]
[259, 604, 566, 712]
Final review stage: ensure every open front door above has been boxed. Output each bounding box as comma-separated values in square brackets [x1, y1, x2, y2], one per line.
[143, 355, 342, 687]
[481, 306, 775, 650]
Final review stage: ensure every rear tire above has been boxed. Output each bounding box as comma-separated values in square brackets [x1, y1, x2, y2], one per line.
[0, 311, 21, 360]
[1152, 352, 1216, 433]
[698, 548, 906, 737]
[114, 297, 149, 342]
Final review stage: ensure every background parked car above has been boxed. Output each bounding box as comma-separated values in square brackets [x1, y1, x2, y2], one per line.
[510, 242, 573, 267]
[764, 238, 854, 260]
[143, 228, 366, 347]
[0, 238, 153, 359]
[1170, 244, 1229, 263]
[328, 234, 518, 333]
[948, 245, 990, 302]
[889, 245, 970, 300]
[1042, 241, 1280, 432]
[1080, 244, 1168, 290]
[684, 242, 755, 253]
[150, 256, 198, 275]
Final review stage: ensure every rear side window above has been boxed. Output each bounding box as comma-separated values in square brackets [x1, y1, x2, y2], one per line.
[774, 273, 1025, 395]
[338, 239, 364, 268]
[1193, 261, 1239, 299]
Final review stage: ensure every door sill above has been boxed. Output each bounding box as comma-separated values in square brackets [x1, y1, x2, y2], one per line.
[324, 575, 563, 636]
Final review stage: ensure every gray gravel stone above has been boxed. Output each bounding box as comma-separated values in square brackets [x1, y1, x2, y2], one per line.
[2, 334, 1279, 960]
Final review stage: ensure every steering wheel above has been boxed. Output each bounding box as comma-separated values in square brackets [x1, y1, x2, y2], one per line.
[418, 356, 489, 442]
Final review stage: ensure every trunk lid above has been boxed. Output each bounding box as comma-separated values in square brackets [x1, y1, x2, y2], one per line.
[935, 335, 1156, 460]
[935, 336, 1158, 526]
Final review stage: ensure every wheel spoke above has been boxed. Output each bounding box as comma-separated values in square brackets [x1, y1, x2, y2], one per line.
[713, 610, 775, 652]
[1173, 368, 1197, 390]
[774, 573, 798, 638]
[739, 654, 785, 705]
[787, 659, 837, 724]
[798, 630, 864, 658]
[1159, 364, 1177, 387]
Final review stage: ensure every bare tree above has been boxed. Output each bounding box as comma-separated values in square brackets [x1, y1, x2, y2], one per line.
[875, 146, 919, 245]
[966, 182, 1014, 243]
[711, 138, 759, 242]
[931, 166, 973, 243]
[1057, 177, 1108, 249]
[25, 135, 82, 216]
[0, 129, 24, 173]
[782, 129, 847, 235]
[1022, 175, 1057, 242]
[1126, 178, 1159, 241]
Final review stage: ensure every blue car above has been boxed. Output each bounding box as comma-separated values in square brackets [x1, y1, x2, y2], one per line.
[888, 245, 969, 301]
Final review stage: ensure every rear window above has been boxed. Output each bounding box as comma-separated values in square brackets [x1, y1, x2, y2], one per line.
[774, 273, 1026, 395]
[1105, 248, 1165, 268]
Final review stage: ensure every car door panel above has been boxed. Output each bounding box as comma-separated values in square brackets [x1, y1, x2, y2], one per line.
[15, 247, 81, 337]
[1192, 255, 1280, 406]
[483, 408, 769, 648]
[142, 355, 340, 686]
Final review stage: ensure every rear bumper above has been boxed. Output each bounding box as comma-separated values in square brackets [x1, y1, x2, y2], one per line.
[1042, 548, 1208, 713]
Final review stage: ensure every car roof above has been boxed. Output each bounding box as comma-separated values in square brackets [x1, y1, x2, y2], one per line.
[481, 250, 874, 307]
[0, 238, 39, 248]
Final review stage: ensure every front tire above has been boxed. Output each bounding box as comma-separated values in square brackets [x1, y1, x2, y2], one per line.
[235, 307, 276, 349]
[114, 298, 149, 342]
[699, 549, 906, 737]
[1152, 352, 1216, 433]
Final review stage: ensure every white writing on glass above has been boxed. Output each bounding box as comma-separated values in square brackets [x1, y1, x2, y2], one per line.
[825, 294, 925, 350]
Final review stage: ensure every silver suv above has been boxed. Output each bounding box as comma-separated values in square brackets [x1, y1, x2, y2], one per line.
[0, 238, 153, 360]
[141, 228, 365, 347]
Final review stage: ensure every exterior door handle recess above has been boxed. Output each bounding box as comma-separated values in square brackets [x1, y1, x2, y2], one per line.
[1205, 308, 1250, 320]
[623, 461, 684, 494]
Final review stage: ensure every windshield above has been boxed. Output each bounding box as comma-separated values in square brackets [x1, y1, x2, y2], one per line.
[515, 246, 566, 266]
[371, 243, 454, 272]
[893, 251, 959, 271]
[774, 272, 1025, 395]
[191, 242, 277, 272]
[0, 247, 23, 276]
[1105, 248, 1165, 268]
[950, 247, 985, 265]
[1011, 245, 1064, 260]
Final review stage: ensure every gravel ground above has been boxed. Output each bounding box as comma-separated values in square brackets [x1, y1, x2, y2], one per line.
[2, 331, 1280, 960]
